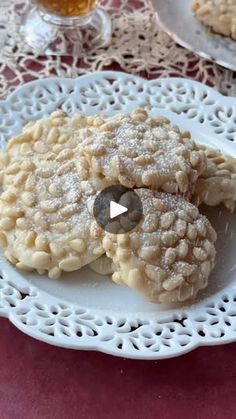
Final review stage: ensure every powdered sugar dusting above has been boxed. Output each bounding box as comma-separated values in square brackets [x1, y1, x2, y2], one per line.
[79, 112, 205, 191]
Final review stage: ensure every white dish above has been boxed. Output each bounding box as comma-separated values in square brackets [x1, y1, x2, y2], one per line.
[0, 71, 236, 359]
[153, 0, 236, 71]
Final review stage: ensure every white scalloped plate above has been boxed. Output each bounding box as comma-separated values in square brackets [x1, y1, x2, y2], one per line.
[0, 71, 236, 360]
[153, 0, 236, 71]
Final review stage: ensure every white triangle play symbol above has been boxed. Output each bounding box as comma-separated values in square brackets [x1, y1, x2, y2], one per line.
[110, 201, 128, 219]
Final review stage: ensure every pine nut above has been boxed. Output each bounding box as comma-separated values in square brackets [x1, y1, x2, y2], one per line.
[34, 212, 48, 230]
[56, 149, 74, 162]
[145, 265, 166, 282]
[25, 231, 36, 247]
[20, 161, 36, 172]
[20, 143, 32, 155]
[48, 183, 61, 197]
[1, 190, 16, 203]
[193, 247, 208, 261]
[58, 134, 70, 144]
[49, 243, 65, 258]
[60, 204, 79, 217]
[5, 250, 18, 265]
[69, 239, 85, 253]
[59, 256, 81, 272]
[4, 208, 24, 218]
[32, 251, 51, 269]
[13, 172, 28, 187]
[127, 268, 143, 288]
[163, 274, 184, 291]
[6, 163, 20, 175]
[33, 141, 49, 154]
[52, 222, 69, 233]
[48, 267, 62, 279]
[47, 127, 60, 144]
[25, 175, 36, 191]
[160, 212, 175, 230]
[35, 235, 49, 252]
[16, 218, 29, 230]
[164, 248, 176, 266]
[32, 122, 43, 140]
[41, 199, 60, 213]
[21, 192, 36, 207]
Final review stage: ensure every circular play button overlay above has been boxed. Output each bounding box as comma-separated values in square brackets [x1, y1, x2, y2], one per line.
[93, 185, 143, 234]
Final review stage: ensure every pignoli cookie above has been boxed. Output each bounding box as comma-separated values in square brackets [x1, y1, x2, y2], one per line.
[0, 153, 106, 278]
[103, 189, 217, 303]
[77, 109, 207, 195]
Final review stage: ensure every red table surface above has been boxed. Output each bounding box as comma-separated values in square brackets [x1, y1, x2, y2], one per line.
[0, 318, 236, 419]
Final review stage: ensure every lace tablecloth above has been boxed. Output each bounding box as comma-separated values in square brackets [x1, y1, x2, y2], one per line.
[0, 0, 236, 100]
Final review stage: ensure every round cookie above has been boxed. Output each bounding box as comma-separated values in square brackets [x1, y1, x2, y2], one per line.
[0, 151, 106, 279]
[0, 110, 116, 278]
[103, 189, 217, 303]
[77, 109, 207, 195]
[0, 110, 96, 189]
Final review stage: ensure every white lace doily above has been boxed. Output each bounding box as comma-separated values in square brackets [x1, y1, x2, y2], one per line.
[0, 0, 236, 100]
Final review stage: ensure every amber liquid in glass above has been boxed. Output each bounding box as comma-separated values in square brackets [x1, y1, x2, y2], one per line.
[36, 0, 98, 17]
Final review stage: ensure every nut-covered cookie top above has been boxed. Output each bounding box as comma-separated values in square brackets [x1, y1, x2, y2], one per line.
[103, 189, 217, 303]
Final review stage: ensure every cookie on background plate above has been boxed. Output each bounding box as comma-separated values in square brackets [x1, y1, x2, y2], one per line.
[192, 0, 236, 40]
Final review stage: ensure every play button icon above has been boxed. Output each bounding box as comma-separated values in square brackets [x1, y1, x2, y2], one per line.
[110, 201, 128, 219]
[93, 185, 143, 234]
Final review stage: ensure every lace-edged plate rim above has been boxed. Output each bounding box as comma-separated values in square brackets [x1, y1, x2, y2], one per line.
[0, 71, 236, 360]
